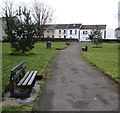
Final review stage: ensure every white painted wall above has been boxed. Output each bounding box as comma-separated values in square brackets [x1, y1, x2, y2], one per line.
[44, 30, 54, 38]
[54, 29, 67, 38]
[66, 29, 80, 39]
[106, 28, 116, 39]
[80, 29, 106, 41]
[80, 30, 92, 41]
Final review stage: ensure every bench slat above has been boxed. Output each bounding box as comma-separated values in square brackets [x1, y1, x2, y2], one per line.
[27, 71, 37, 86]
[22, 71, 34, 86]
[17, 71, 30, 86]
[11, 62, 25, 74]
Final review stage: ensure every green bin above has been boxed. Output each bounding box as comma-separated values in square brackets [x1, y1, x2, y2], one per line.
[46, 41, 51, 49]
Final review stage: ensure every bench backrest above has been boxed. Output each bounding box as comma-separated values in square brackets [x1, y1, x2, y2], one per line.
[10, 62, 26, 84]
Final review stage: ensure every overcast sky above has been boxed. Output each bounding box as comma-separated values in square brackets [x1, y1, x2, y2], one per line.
[0, 0, 119, 29]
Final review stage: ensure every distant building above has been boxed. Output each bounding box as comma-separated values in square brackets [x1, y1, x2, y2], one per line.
[44, 24, 106, 41]
[55, 24, 69, 38]
[66, 24, 82, 40]
[80, 25, 106, 41]
[44, 24, 57, 38]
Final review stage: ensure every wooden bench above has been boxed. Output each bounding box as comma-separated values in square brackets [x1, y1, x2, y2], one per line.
[9, 62, 38, 98]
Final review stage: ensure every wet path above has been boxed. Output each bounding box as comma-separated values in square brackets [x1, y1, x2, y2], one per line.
[37, 42, 118, 111]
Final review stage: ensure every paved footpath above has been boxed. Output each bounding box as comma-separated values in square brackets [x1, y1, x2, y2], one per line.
[37, 42, 118, 111]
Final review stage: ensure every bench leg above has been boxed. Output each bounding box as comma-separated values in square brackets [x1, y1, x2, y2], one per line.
[10, 87, 32, 98]
[9, 77, 15, 97]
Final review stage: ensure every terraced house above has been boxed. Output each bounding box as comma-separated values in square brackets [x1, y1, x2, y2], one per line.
[44, 24, 107, 41]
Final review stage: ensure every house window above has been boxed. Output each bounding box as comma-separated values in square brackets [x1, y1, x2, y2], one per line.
[64, 30, 66, 34]
[59, 30, 61, 34]
[59, 35, 61, 38]
[64, 35, 66, 38]
[75, 30, 77, 35]
[52, 35, 54, 38]
[70, 30, 72, 34]
[83, 31, 88, 34]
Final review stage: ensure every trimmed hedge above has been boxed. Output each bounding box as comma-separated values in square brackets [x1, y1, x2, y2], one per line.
[101, 39, 119, 43]
[41, 38, 79, 42]
[2, 38, 79, 42]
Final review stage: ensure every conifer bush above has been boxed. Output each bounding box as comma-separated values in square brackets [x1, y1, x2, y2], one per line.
[4, 7, 38, 54]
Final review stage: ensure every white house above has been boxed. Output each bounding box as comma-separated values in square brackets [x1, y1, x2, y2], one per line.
[66, 24, 82, 39]
[44, 24, 57, 38]
[54, 24, 69, 38]
[44, 24, 107, 41]
[80, 25, 106, 41]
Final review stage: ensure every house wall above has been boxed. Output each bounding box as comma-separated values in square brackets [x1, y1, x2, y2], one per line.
[106, 28, 116, 39]
[66, 29, 80, 39]
[44, 30, 55, 38]
[54, 29, 67, 38]
[80, 29, 106, 41]
[80, 30, 91, 41]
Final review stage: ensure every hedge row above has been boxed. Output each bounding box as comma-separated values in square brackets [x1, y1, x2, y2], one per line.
[41, 38, 79, 42]
[101, 39, 120, 43]
[2, 38, 79, 42]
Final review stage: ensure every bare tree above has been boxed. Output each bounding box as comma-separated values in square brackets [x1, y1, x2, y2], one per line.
[32, 0, 54, 40]
[1, 0, 15, 17]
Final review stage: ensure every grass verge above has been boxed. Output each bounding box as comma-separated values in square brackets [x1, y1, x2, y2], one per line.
[2, 104, 30, 112]
[82, 43, 119, 82]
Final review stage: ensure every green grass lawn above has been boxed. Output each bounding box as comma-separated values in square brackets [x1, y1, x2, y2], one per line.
[82, 43, 119, 81]
[2, 42, 68, 93]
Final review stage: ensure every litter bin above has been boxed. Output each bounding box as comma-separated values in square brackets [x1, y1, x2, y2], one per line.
[66, 42, 70, 45]
[82, 46, 88, 51]
[46, 41, 51, 49]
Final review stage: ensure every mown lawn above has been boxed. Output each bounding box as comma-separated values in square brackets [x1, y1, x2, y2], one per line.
[2, 42, 68, 93]
[82, 43, 119, 81]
